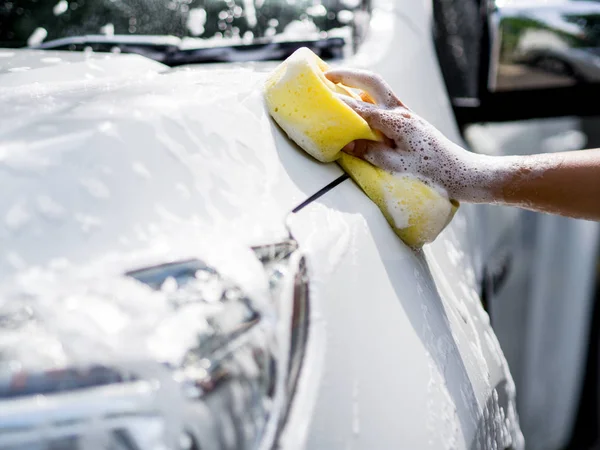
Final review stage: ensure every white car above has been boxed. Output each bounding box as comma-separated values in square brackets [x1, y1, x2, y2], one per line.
[0, 0, 598, 449]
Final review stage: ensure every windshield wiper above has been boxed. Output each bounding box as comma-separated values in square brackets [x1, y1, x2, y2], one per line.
[31, 34, 347, 66]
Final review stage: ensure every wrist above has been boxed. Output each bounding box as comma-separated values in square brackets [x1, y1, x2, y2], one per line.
[454, 152, 510, 204]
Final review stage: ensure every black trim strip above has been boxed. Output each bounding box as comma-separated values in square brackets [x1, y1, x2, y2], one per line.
[291, 174, 349, 214]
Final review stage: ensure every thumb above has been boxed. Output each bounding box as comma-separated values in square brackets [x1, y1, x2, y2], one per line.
[345, 139, 409, 174]
[343, 139, 388, 160]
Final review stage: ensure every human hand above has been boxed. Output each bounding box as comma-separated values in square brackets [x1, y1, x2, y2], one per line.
[325, 69, 497, 203]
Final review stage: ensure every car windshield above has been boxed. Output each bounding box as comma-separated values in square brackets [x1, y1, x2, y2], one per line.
[0, 0, 368, 49]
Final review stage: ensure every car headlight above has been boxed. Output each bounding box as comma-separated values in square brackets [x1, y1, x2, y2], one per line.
[0, 239, 309, 450]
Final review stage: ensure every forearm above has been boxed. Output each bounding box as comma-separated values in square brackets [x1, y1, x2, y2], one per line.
[480, 149, 600, 221]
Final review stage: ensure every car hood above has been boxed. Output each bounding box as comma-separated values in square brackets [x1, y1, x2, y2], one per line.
[0, 50, 342, 445]
[0, 49, 343, 280]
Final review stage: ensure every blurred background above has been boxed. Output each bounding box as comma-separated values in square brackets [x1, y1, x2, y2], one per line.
[466, 116, 600, 450]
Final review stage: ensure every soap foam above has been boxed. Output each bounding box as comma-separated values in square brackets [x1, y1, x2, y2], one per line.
[282, 123, 321, 161]
[350, 102, 553, 203]
[382, 183, 410, 229]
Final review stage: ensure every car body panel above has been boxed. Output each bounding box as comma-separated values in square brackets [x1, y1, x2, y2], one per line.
[287, 181, 521, 449]
[281, 3, 521, 447]
[0, 0, 524, 448]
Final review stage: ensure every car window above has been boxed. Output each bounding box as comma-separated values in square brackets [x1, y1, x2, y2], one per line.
[0, 0, 370, 48]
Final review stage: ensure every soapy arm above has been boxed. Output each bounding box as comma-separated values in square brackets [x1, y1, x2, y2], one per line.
[325, 69, 600, 221]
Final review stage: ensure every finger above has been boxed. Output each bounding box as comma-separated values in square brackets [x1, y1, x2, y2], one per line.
[359, 91, 376, 104]
[344, 140, 409, 174]
[337, 95, 401, 139]
[362, 145, 410, 174]
[343, 139, 388, 159]
[326, 69, 404, 108]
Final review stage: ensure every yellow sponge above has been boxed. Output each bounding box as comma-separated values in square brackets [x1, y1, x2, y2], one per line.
[264, 47, 379, 162]
[338, 153, 458, 247]
[264, 48, 458, 247]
